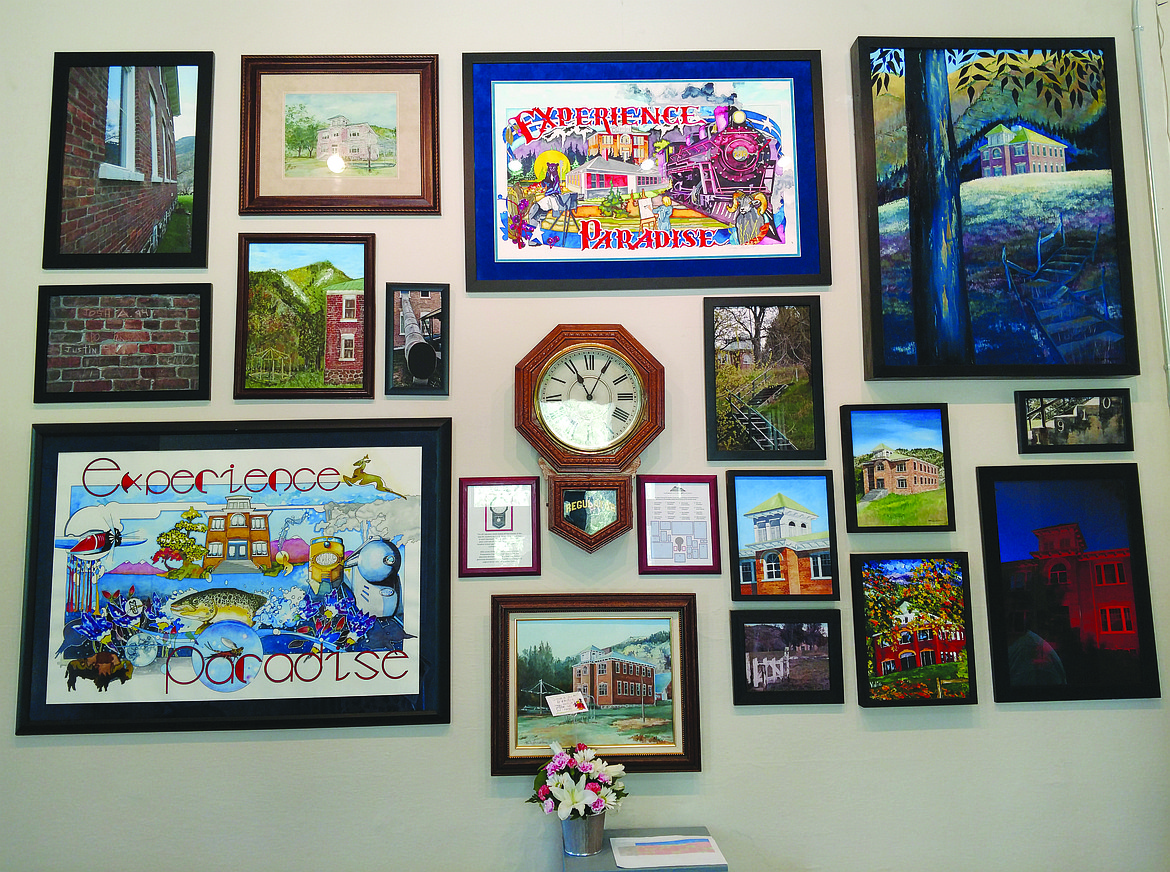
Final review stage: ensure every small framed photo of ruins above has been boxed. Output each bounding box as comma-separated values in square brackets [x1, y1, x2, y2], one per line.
[240, 55, 439, 214]
[42, 52, 214, 269]
[730, 609, 844, 706]
[235, 233, 375, 399]
[1013, 389, 1132, 453]
[34, 284, 211, 403]
[387, 283, 446, 395]
[840, 403, 956, 532]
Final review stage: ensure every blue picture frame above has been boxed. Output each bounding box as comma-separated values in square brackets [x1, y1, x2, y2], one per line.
[462, 51, 830, 291]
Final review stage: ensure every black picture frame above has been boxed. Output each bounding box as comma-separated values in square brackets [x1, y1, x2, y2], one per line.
[463, 51, 831, 292]
[704, 296, 826, 461]
[725, 470, 839, 601]
[386, 282, 447, 395]
[17, 418, 452, 735]
[840, 404, 956, 532]
[34, 284, 211, 404]
[1013, 389, 1133, 453]
[730, 609, 844, 705]
[852, 37, 1139, 378]
[42, 52, 214, 269]
[975, 463, 1160, 702]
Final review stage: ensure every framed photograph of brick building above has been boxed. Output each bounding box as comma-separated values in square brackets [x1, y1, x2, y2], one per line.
[725, 469, 839, 601]
[976, 463, 1160, 702]
[34, 284, 211, 403]
[849, 552, 978, 707]
[42, 52, 213, 269]
[730, 609, 844, 705]
[235, 233, 375, 399]
[240, 55, 439, 214]
[387, 283, 446, 395]
[840, 403, 956, 532]
[490, 593, 700, 775]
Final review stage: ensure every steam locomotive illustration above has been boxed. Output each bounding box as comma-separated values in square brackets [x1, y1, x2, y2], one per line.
[664, 106, 783, 243]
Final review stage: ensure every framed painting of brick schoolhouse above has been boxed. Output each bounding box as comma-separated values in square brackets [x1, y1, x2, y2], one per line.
[34, 284, 211, 403]
[235, 233, 375, 399]
[42, 52, 214, 269]
[386, 282, 447, 395]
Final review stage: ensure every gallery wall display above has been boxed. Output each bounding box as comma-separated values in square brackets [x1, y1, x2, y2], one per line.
[239, 54, 440, 214]
[729, 609, 844, 706]
[463, 51, 830, 291]
[852, 37, 1139, 378]
[458, 476, 540, 578]
[635, 475, 720, 575]
[16, 418, 452, 735]
[839, 403, 956, 532]
[704, 296, 826, 461]
[725, 470, 839, 601]
[387, 282, 447, 396]
[34, 284, 211, 404]
[849, 552, 978, 707]
[490, 593, 700, 775]
[1013, 389, 1132, 453]
[234, 233, 376, 399]
[975, 463, 1160, 702]
[42, 51, 214, 269]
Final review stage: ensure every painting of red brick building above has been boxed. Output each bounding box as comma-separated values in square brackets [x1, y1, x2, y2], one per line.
[859, 443, 940, 496]
[324, 279, 366, 386]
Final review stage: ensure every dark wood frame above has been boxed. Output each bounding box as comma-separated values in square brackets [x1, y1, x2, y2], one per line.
[546, 471, 633, 553]
[703, 296, 826, 461]
[852, 37, 1138, 379]
[463, 51, 830, 292]
[16, 418, 452, 735]
[34, 284, 211, 403]
[240, 54, 439, 214]
[975, 463, 1160, 702]
[386, 282, 447, 396]
[42, 51, 214, 269]
[635, 475, 720, 575]
[235, 233, 376, 399]
[458, 476, 540, 577]
[490, 593, 700, 775]
[840, 403, 957, 532]
[849, 551, 979, 708]
[725, 469, 839, 601]
[730, 609, 844, 705]
[1013, 389, 1133, 453]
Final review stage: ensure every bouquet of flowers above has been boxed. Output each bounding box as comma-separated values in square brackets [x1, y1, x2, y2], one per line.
[527, 742, 628, 820]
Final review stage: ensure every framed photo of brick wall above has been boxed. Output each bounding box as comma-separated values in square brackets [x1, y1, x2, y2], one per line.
[42, 52, 214, 269]
[34, 284, 211, 403]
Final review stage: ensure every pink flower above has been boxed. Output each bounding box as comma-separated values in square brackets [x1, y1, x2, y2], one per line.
[590, 796, 606, 813]
[542, 798, 556, 814]
[596, 773, 611, 784]
[577, 761, 594, 773]
[545, 752, 571, 774]
[537, 785, 550, 800]
[577, 743, 588, 752]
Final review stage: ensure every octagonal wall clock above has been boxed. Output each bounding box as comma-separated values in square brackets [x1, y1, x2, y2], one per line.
[515, 324, 666, 551]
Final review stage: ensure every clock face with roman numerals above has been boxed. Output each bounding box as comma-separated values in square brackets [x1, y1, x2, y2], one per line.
[535, 344, 645, 453]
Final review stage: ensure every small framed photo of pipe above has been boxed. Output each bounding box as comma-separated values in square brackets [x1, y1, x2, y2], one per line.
[387, 282, 447, 395]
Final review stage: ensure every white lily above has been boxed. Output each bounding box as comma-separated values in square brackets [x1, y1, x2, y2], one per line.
[548, 772, 600, 820]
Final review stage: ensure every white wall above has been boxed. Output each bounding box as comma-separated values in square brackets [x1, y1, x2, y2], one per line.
[2, 1, 1168, 870]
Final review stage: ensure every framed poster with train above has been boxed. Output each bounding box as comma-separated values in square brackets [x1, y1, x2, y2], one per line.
[16, 418, 451, 735]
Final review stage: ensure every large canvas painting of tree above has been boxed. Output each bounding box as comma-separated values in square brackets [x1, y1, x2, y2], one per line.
[854, 38, 1137, 377]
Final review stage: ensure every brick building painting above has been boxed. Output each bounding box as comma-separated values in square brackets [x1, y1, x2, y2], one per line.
[201, 495, 274, 572]
[58, 64, 184, 255]
[737, 491, 834, 597]
[39, 287, 205, 397]
[572, 645, 658, 708]
[323, 279, 365, 386]
[859, 443, 941, 497]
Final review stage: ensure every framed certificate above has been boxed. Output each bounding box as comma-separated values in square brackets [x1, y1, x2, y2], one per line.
[458, 477, 540, 577]
[636, 475, 720, 575]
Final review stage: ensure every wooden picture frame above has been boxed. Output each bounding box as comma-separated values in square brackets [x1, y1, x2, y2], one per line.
[1013, 389, 1132, 453]
[235, 233, 375, 399]
[975, 463, 1160, 702]
[458, 476, 540, 578]
[849, 552, 978, 707]
[34, 284, 211, 403]
[730, 609, 844, 705]
[16, 418, 452, 735]
[840, 404, 956, 532]
[463, 51, 830, 291]
[42, 52, 214, 269]
[704, 296, 826, 461]
[387, 282, 447, 395]
[635, 475, 720, 575]
[240, 54, 439, 214]
[490, 593, 700, 775]
[852, 37, 1138, 378]
[725, 470, 839, 601]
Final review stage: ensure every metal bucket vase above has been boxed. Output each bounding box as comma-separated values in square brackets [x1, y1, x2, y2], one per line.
[561, 811, 606, 856]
